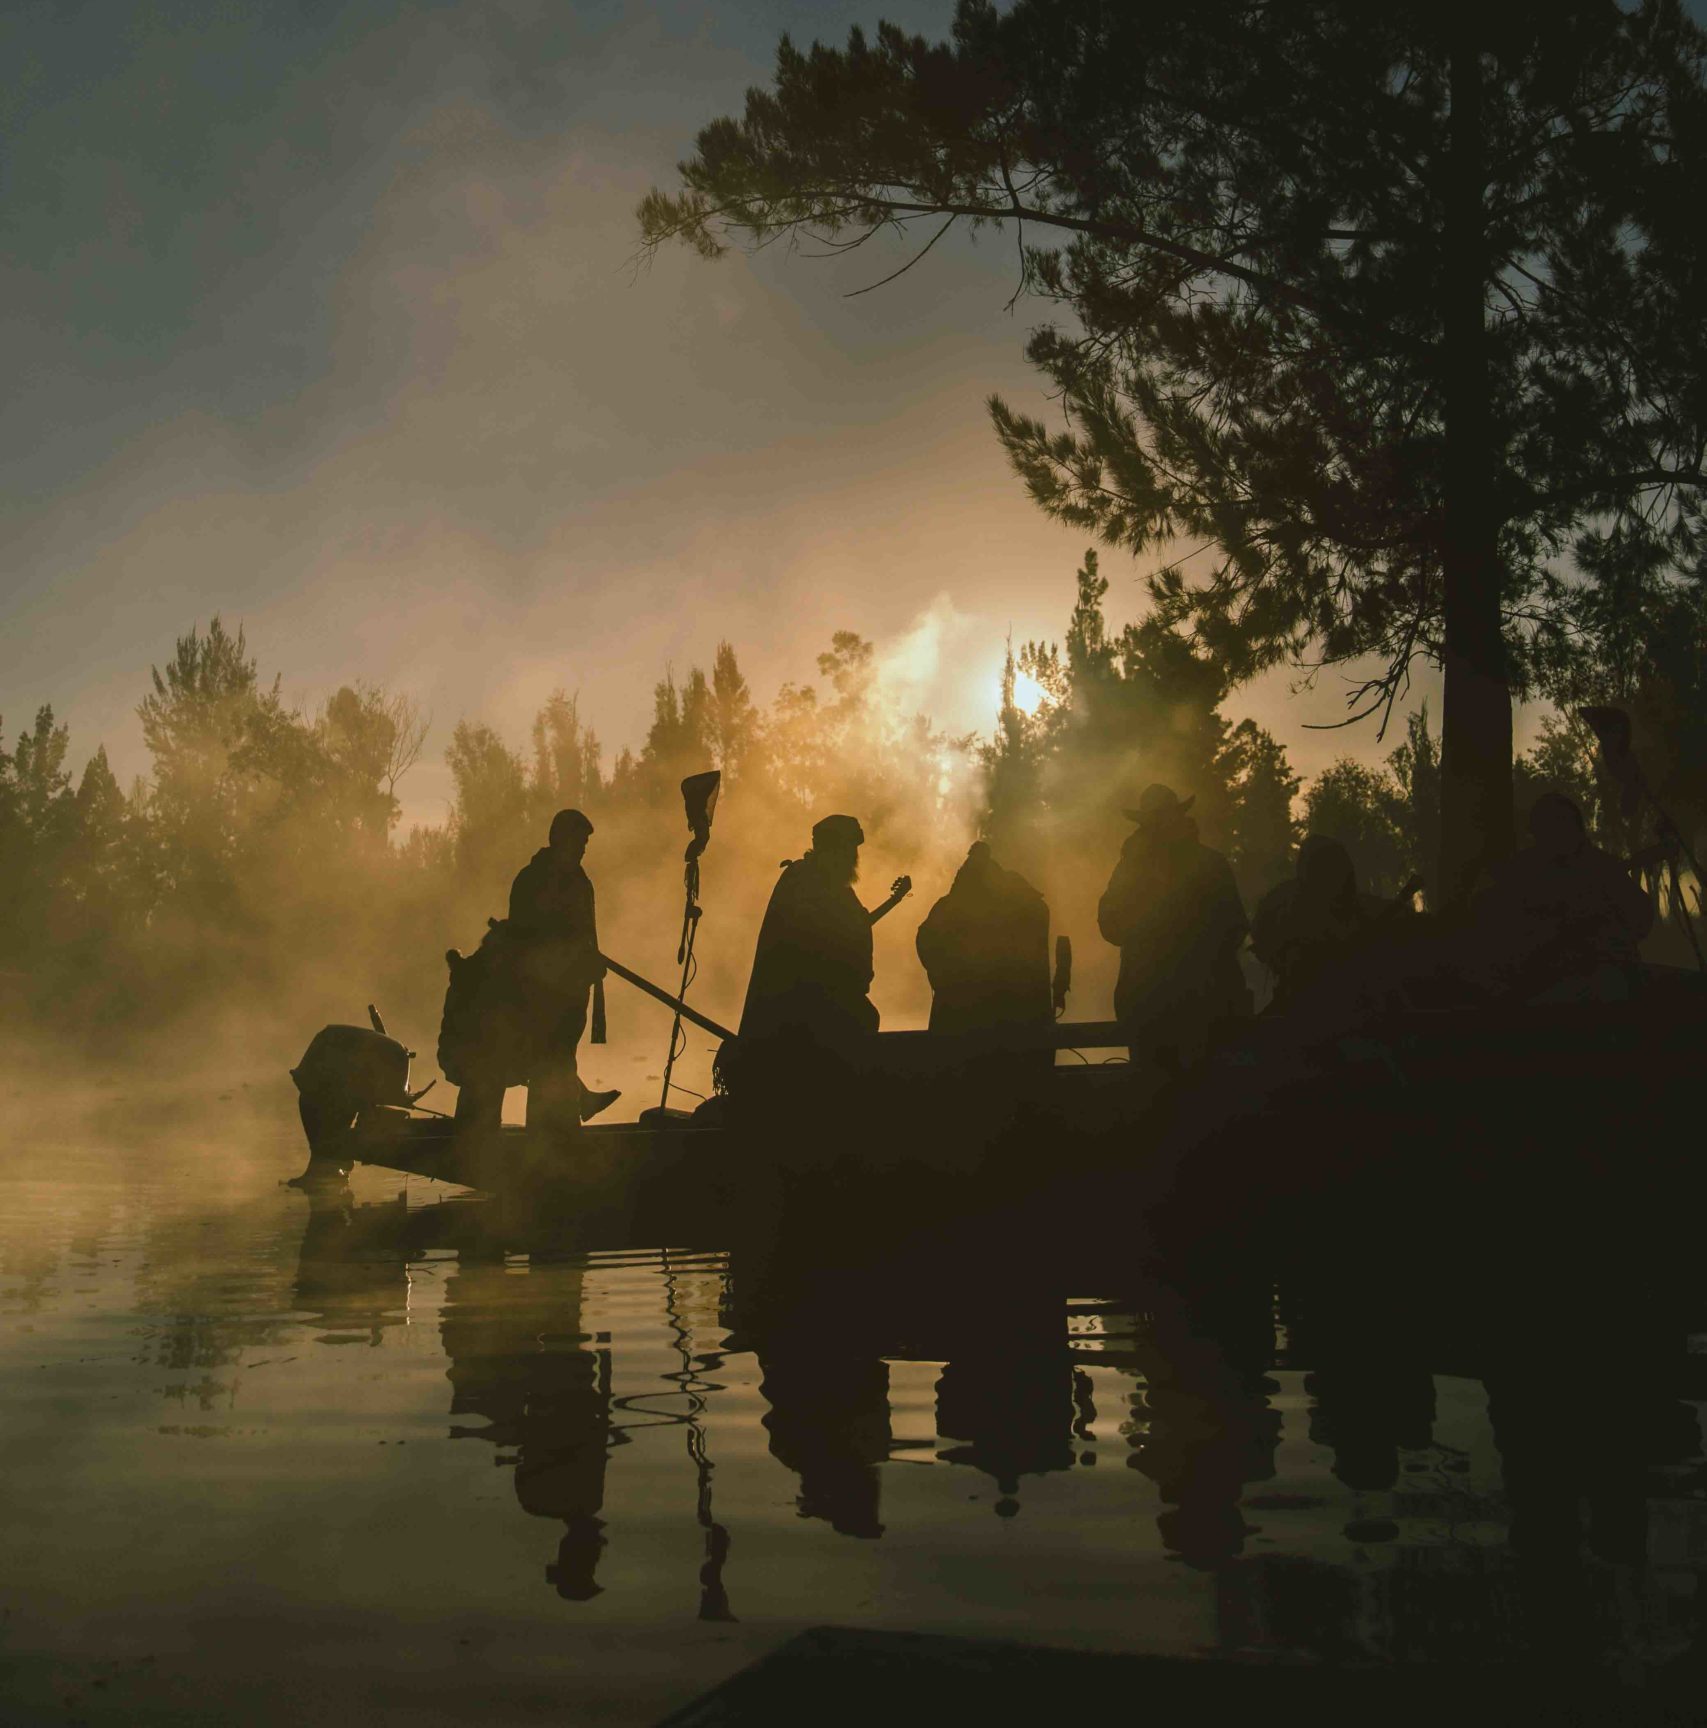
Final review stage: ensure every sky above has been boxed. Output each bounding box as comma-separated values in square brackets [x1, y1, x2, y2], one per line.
[4, 0, 1611, 829]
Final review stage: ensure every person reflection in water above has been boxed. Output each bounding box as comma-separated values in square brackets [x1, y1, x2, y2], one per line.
[935, 1301, 1075, 1517]
[1098, 784, 1250, 1075]
[439, 1252, 616, 1600]
[915, 841, 1052, 1048]
[758, 1347, 892, 1539]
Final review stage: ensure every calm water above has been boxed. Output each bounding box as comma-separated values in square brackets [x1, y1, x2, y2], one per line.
[4, 1079, 1706, 1725]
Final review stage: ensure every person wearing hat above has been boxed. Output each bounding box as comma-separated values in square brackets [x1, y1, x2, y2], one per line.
[738, 814, 881, 1073]
[1097, 783, 1250, 1075]
[504, 808, 616, 1132]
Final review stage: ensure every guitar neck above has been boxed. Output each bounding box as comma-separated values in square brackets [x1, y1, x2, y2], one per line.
[869, 893, 907, 926]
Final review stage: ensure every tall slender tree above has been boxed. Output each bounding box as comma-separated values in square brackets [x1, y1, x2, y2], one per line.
[640, 0, 1707, 895]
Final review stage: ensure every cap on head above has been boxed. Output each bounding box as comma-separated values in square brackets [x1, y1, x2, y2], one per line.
[549, 808, 594, 847]
[965, 840, 993, 864]
[811, 813, 865, 849]
[1123, 783, 1195, 825]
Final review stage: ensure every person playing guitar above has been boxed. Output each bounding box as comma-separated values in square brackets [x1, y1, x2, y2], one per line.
[739, 815, 907, 1053]
[868, 874, 913, 925]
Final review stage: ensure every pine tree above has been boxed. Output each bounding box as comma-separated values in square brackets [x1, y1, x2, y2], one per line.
[641, 0, 1707, 894]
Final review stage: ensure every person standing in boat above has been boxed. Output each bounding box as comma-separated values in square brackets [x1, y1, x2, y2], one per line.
[1250, 834, 1389, 1012]
[506, 807, 617, 1133]
[915, 841, 1051, 1037]
[1097, 783, 1250, 1076]
[1471, 791, 1653, 1001]
[739, 814, 881, 1059]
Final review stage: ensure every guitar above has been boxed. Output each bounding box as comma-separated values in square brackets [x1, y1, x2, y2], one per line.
[868, 874, 913, 926]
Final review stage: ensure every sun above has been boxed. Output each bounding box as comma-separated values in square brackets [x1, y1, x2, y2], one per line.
[1010, 669, 1046, 717]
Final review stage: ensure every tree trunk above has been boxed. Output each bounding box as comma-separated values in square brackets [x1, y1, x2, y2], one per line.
[1438, 31, 1515, 904]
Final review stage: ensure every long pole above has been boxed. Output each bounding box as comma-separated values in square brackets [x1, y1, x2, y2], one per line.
[599, 953, 736, 1044]
[659, 871, 701, 1111]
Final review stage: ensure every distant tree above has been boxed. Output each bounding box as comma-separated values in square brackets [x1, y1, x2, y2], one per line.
[137, 618, 294, 916]
[1301, 759, 1409, 897]
[709, 642, 762, 788]
[445, 721, 531, 890]
[990, 551, 1239, 846]
[980, 644, 1049, 871]
[530, 690, 603, 815]
[317, 684, 424, 846]
[641, 0, 1707, 896]
[1218, 719, 1301, 902]
[640, 668, 715, 803]
[1385, 706, 1443, 893]
[66, 747, 133, 916]
[0, 706, 77, 962]
[981, 551, 1304, 907]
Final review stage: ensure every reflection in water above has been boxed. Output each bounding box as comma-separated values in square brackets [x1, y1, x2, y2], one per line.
[5, 1121, 1707, 1722]
[934, 1301, 1076, 1518]
[293, 1185, 414, 1347]
[749, 1273, 893, 1541]
[439, 1246, 618, 1600]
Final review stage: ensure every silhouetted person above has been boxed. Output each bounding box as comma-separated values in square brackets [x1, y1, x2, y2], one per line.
[442, 808, 614, 1135]
[1098, 784, 1249, 1073]
[915, 841, 1051, 1041]
[1250, 835, 1390, 1012]
[1473, 792, 1652, 1001]
[739, 814, 880, 1073]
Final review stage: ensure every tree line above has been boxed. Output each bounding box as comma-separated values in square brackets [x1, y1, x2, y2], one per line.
[7, 552, 1694, 1054]
[639, 0, 1707, 897]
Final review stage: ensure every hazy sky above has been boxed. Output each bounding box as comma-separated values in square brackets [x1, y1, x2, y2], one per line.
[7, 0, 1605, 827]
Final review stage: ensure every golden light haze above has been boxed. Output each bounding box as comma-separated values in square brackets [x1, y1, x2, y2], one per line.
[3, 7, 1483, 840]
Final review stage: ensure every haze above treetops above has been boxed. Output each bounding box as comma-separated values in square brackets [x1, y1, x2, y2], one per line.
[6, 0, 1467, 836]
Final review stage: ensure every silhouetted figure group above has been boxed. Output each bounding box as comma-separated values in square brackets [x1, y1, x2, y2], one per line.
[447, 776, 1660, 1131]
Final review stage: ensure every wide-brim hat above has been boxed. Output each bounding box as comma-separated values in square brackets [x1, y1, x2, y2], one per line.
[1123, 783, 1194, 824]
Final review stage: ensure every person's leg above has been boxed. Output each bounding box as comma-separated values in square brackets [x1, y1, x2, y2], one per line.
[527, 991, 590, 1137]
[454, 1078, 505, 1134]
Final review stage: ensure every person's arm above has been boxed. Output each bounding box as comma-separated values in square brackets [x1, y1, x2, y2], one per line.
[1097, 860, 1134, 946]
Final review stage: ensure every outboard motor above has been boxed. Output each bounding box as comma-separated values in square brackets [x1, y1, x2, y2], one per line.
[290, 1008, 417, 1170]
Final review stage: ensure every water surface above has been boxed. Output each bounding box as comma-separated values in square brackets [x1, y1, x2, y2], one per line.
[4, 1081, 1704, 1724]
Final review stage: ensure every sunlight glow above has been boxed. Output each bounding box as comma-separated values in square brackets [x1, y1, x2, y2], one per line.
[1010, 669, 1046, 717]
